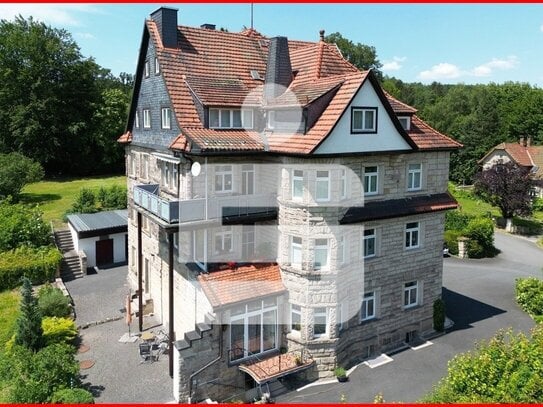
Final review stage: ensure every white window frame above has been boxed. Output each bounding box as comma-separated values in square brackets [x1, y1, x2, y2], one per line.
[241, 225, 255, 260]
[161, 107, 171, 130]
[140, 154, 149, 180]
[363, 228, 376, 259]
[135, 111, 140, 129]
[315, 170, 330, 202]
[398, 116, 411, 131]
[361, 291, 376, 321]
[290, 236, 302, 269]
[214, 165, 233, 193]
[154, 57, 160, 74]
[241, 164, 255, 195]
[290, 303, 302, 335]
[143, 109, 151, 129]
[229, 299, 278, 362]
[267, 110, 275, 129]
[405, 222, 420, 250]
[407, 163, 422, 191]
[128, 154, 136, 177]
[214, 227, 233, 254]
[313, 238, 329, 271]
[292, 169, 304, 201]
[313, 307, 328, 338]
[403, 281, 418, 309]
[340, 169, 347, 199]
[364, 166, 379, 196]
[352, 107, 377, 133]
[209, 108, 253, 129]
[144, 60, 150, 78]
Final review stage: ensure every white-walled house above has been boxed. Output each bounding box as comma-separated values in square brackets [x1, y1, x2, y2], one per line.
[67, 210, 128, 269]
[118, 7, 461, 403]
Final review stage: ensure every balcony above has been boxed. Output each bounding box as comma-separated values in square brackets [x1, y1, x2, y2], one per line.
[133, 184, 277, 225]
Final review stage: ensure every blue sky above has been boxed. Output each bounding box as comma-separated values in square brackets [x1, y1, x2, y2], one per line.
[0, 3, 542, 86]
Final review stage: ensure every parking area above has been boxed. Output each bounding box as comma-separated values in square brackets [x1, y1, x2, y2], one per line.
[65, 266, 174, 403]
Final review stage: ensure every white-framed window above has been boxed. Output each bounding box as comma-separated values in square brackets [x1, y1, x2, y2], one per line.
[241, 225, 255, 260]
[143, 109, 151, 129]
[155, 57, 160, 74]
[361, 291, 376, 321]
[340, 169, 347, 199]
[363, 228, 376, 258]
[313, 238, 329, 271]
[290, 236, 302, 268]
[242, 164, 255, 195]
[364, 166, 378, 196]
[144, 60, 150, 78]
[135, 111, 140, 129]
[193, 229, 207, 270]
[407, 163, 422, 191]
[140, 154, 149, 180]
[214, 227, 233, 254]
[338, 301, 348, 331]
[398, 116, 411, 130]
[128, 154, 136, 177]
[313, 307, 328, 338]
[209, 108, 253, 129]
[267, 111, 275, 129]
[161, 107, 171, 129]
[160, 161, 177, 191]
[315, 170, 330, 202]
[292, 169, 304, 201]
[403, 281, 418, 308]
[337, 235, 346, 265]
[290, 304, 302, 334]
[405, 222, 420, 249]
[352, 107, 377, 133]
[171, 164, 178, 191]
[230, 298, 278, 361]
[214, 165, 233, 193]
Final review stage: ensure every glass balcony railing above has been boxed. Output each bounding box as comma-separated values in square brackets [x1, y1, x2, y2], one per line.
[133, 184, 180, 224]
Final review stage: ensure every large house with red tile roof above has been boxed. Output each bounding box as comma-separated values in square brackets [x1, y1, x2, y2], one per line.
[119, 7, 460, 402]
[479, 137, 543, 197]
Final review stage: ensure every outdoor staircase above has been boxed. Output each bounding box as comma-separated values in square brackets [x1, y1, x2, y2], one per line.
[54, 229, 84, 281]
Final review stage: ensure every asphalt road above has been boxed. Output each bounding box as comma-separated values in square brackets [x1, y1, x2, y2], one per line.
[277, 230, 542, 403]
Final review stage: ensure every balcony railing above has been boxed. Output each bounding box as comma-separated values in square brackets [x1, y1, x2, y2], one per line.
[133, 184, 277, 224]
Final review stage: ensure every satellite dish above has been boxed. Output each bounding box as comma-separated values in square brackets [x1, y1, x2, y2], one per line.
[191, 161, 201, 177]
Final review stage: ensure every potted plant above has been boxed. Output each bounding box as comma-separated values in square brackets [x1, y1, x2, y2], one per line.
[294, 355, 302, 366]
[334, 367, 348, 382]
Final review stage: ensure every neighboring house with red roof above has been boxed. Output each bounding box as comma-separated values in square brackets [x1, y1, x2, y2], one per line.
[119, 7, 461, 402]
[479, 137, 543, 197]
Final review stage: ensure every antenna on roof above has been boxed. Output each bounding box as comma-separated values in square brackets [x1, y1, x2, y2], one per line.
[250, 3, 254, 30]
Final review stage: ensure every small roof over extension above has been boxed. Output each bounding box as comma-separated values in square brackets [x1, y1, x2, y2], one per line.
[67, 210, 128, 239]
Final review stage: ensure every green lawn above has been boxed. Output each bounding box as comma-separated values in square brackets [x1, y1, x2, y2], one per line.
[448, 182, 500, 218]
[20, 175, 125, 227]
[0, 289, 20, 348]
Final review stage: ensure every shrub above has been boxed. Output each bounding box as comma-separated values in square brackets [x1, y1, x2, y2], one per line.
[533, 197, 543, 212]
[443, 230, 461, 256]
[0, 246, 62, 290]
[38, 284, 71, 318]
[97, 185, 127, 210]
[42, 317, 77, 346]
[67, 188, 97, 215]
[433, 298, 446, 332]
[51, 388, 94, 404]
[515, 277, 543, 319]
[0, 200, 50, 252]
[445, 210, 472, 232]
[14, 277, 43, 352]
[0, 152, 44, 201]
[465, 217, 495, 257]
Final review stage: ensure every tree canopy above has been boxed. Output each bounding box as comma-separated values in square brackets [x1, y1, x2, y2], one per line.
[0, 153, 43, 201]
[0, 16, 130, 176]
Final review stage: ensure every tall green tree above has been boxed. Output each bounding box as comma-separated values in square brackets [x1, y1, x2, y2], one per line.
[14, 277, 43, 352]
[325, 32, 383, 79]
[0, 152, 43, 201]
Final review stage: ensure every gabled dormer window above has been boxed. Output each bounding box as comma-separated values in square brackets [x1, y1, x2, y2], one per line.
[351, 107, 377, 133]
[209, 108, 253, 129]
[398, 116, 411, 131]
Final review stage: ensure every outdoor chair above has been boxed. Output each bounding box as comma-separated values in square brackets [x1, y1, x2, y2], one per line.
[139, 342, 153, 363]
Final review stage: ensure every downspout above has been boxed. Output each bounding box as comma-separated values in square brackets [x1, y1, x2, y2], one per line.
[168, 231, 175, 378]
[187, 325, 224, 404]
[137, 212, 143, 332]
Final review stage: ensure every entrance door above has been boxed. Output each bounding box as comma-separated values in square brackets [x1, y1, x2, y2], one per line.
[95, 239, 114, 266]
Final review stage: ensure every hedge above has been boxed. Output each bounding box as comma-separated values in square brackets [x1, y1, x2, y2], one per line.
[515, 277, 543, 322]
[0, 246, 62, 290]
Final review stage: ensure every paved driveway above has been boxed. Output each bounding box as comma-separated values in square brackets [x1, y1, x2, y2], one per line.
[277, 231, 542, 403]
[65, 266, 174, 403]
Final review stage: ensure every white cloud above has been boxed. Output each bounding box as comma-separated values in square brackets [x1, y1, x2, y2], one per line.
[382, 56, 406, 72]
[0, 5, 101, 27]
[471, 56, 519, 77]
[418, 63, 462, 81]
[76, 32, 96, 40]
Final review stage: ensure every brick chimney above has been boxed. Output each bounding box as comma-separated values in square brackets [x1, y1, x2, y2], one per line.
[264, 37, 292, 101]
[150, 7, 178, 48]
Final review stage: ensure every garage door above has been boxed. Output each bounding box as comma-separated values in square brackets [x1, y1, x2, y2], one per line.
[96, 239, 114, 266]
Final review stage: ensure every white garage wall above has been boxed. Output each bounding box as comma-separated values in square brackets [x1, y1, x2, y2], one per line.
[77, 232, 127, 268]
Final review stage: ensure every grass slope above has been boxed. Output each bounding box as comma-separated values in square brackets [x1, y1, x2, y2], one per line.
[0, 289, 19, 348]
[20, 175, 125, 227]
